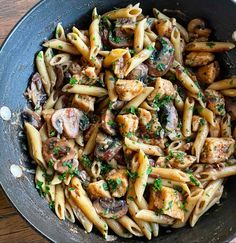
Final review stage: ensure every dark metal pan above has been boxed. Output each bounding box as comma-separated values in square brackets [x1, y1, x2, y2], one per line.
[0, 0, 236, 242]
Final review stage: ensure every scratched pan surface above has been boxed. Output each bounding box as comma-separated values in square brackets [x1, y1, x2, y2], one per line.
[0, 0, 236, 242]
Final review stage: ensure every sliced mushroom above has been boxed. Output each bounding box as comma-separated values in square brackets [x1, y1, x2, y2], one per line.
[108, 28, 133, 48]
[101, 109, 116, 136]
[94, 132, 122, 161]
[55, 65, 65, 89]
[21, 108, 42, 129]
[93, 197, 128, 219]
[42, 137, 77, 174]
[25, 72, 47, 109]
[145, 36, 174, 77]
[126, 63, 148, 82]
[160, 101, 178, 132]
[51, 108, 84, 138]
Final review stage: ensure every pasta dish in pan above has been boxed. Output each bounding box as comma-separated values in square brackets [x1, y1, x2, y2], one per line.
[23, 3, 236, 239]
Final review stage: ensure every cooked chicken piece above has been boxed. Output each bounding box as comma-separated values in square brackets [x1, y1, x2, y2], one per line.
[116, 114, 139, 136]
[196, 61, 220, 84]
[72, 94, 95, 113]
[200, 137, 235, 163]
[148, 77, 175, 101]
[115, 79, 143, 101]
[142, 114, 162, 138]
[72, 66, 97, 85]
[169, 154, 196, 169]
[155, 19, 172, 38]
[192, 115, 202, 132]
[101, 109, 116, 136]
[205, 89, 226, 116]
[137, 108, 152, 126]
[87, 180, 111, 199]
[106, 169, 128, 198]
[185, 52, 215, 67]
[149, 186, 184, 221]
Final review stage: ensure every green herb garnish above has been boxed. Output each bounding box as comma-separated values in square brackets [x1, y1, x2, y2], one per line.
[69, 77, 78, 85]
[153, 178, 162, 191]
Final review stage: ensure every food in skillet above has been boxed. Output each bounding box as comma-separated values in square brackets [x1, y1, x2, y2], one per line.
[23, 3, 236, 239]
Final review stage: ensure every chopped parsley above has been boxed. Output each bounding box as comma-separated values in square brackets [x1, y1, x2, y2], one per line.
[146, 166, 152, 175]
[127, 170, 138, 180]
[49, 130, 56, 137]
[58, 44, 63, 49]
[125, 132, 135, 138]
[167, 200, 173, 210]
[146, 44, 155, 51]
[107, 178, 122, 191]
[206, 42, 216, 48]
[127, 195, 134, 201]
[52, 146, 61, 156]
[37, 52, 43, 58]
[62, 161, 73, 170]
[129, 106, 136, 115]
[216, 104, 224, 113]
[179, 201, 188, 212]
[188, 173, 200, 187]
[68, 187, 75, 191]
[156, 63, 165, 72]
[36, 180, 44, 196]
[69, 77, 78, 85]
[81, 155, 92, 168]
[152, 94, 173, 109]
[48, 159, 54, 168]
[107, 120, 116, 128]
[100, 162, 112, 175]
[102, 182, 109, 191]
[49, 200, 55, 210]
[153, 178, 162, 191]
[58, 172, 67, 181]
[199, 118, 205, 126]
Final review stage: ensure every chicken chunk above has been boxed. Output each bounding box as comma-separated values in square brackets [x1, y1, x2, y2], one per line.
[106, 169, 128, 198]
[185, 52, 215, 67]
[116, 114, 139, 136]
[149, 186, 184, 221]
[205, 89, 226, 116]
[115, 79, 143, 101]
[196, 61, 220, 84]
[148, 77, 175, 101]
[87, 180, 111, 199]
[72, 94, 95, 113]
[200, 137, 235, 163]
[137, 108, 152, 126]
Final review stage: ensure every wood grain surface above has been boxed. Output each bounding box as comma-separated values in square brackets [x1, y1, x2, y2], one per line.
[0, 1, 48, 242]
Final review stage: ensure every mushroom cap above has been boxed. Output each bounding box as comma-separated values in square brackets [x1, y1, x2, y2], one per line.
[51, 108, 83, 138]
[93, 197, 128, 219]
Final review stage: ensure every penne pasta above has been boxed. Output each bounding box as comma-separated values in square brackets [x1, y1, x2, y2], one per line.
[83, 124, 100, 155]
[103, 48, 128, 68]
[208, 77, 236, 90]
[89, 16, 102, 58]
[200, 165, 236, 180]
[117, 215, 143, 237]
[220, 113, 231, 137]
[134, 18, 147, 53]
[191, 119, 209, 162]
[55, 184, 65, 220]
[171, 27, 183, 64]
[120, 87, 154, 114]
[124, 137, 164, 156]
[55, 23, 66, 41]
[105, 70, 118, 102]
[150, 167, 190, 182]
[221, 89, 236, 97]
[182, 97, 195, 137]
[70, 177, 108, 238]
[135, 209, 175, 225]
[72, 26, 90, 46]
[185, 42, 235, 52]
[24, 122, 46, 168]
[103, 6, 142, 20]
[196, 105, 215, 126]
[65, 201, 75, 223]
[44, 48, 57, 89]
[134, 150, 150, 202]
[36, 51, 51, 95]
[105, 219, 133, 238]
[49, 53, 71, 66]
[43, 39, 80, 55]
[124, 43, 155, 76]
[62, 84, 108, 97]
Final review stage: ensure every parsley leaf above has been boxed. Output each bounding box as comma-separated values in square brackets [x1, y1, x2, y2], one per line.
[153, 178, 162, 191]
[69, 77, 78, 85]
[127, 170, 138, 180]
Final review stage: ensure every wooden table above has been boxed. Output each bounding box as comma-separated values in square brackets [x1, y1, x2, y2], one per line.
[0, 1, 47, 242]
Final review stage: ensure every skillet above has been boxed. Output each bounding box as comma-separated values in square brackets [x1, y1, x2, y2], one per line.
[0, 0, 236, 242]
